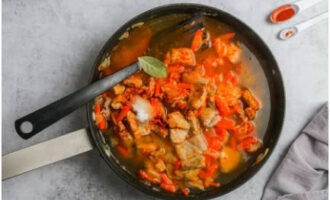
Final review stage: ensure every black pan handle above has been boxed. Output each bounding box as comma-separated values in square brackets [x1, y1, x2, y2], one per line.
[15, 62, 140, 139]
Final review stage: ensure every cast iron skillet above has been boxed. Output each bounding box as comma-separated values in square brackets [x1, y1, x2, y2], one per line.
[86, 3, 285, 199]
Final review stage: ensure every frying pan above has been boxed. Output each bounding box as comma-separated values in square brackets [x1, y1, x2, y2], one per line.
[6, 3, 285, 199]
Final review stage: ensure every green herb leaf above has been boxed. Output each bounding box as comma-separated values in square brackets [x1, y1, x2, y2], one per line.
[138, 56, 167, 78]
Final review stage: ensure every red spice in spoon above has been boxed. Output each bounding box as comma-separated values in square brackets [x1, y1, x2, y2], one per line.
[270, 4, 296, 23]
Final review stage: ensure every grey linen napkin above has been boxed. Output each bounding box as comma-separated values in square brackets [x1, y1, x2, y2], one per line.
[262, 104, 328, 200]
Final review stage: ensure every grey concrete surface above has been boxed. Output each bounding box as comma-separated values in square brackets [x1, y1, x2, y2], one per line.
[2, 0, 328, 199]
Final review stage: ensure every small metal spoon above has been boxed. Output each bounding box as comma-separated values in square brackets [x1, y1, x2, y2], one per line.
[270, 0, 323, 23]
[278, 12, 328, 40]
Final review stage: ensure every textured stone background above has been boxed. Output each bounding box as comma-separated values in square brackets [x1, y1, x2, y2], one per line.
[2, 0, 328, 199]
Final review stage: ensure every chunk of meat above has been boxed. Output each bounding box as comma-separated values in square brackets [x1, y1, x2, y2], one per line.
[235, 121, 255, 140]
[188, 134, 208, 152]
[165, 48, 196, 66]
[242, 89, 260, 110]
[182, 71, 209, 85]
[238, 136, 262, 153]
[167, 112, 190, 130]
[175, 140, 206, 169]
[126, 111, 150, 138]
[226, 43, 242, 64]
[113, 84, 125, 95]
[200, 108, 221, 127]
[126, 111, 139, 132]
[150, 124, 168, 138]
[123, 74, 143, 88]
[186, 179, 205, 190]
[220, 146, 241, 173]
[245, 107, 256, 120]
[181, 169, 200, 182]
[187, 111, 201, 135]
[170, 129, 188, 143]
[182, 154, 205, 169]
[189, 86, 207, 109]
[213, 34, 242, 64]
[155, 159, 166, 172]
[217, 84, 242, 106]
[146, 78, 155, 97]
[175, 141, 203, 161]
[137, 142, 158, 155]
[101, 97, 111, 120]
[116, 121, 133, 147]
[191, 29, 211, 52]
[150, 98, 166, 120]
[111, 95, 126, 109]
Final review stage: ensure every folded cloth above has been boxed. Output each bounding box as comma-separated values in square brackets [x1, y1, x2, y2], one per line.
[262, 104, 328, 200]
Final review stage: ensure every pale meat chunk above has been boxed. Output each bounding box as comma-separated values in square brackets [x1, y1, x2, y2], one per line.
[187, 111, 201, 135]
[113, 84, 125, 95]
[175, 141, 205, 169]
[188, 134, 208, 152]
[116, 121, 133, 147]
[186, 179, 205, 190]
[182, 71, 209, 85]
[167, 111, 190, 130]
[170, 129, 188, 143]
[165, 48, 196, 66]
[200, 107, 221, 127]
[126, 111, 138, 132]
[189, 86, 207, 109]
[182, 154, 205, 169]
[175, 141, 202, 160]
[126, 111, 150, 138]
[182, 169, 200, 181]
[111, 95, 125, 109]
[123, 74, 143, 88]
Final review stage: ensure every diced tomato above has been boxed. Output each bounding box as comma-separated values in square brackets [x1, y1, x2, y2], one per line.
[209, 182, 220, 187]
[191, 29, 204, 51]
[160, 183, 176, 192]
[169, 72, 180, 80]
[117, 145, 130, 158]
[215, 119, 235, 130]
[174, 160, 182, 169]
[206, 155, 215, 168]
[197, 107, 204, 116]
[181, 188, 190, 196]
[215, 97, 230, 116]
[238, 136, 258, 150]
[154, 82, 161, 97]
[116, 104, 132, 122]
[224, 70, 239, 85]
[139, 170, 157, 184]
[97, 117, 107, 130]
[199, 163, 218, 179]
[209, 137, 222, 151]
[161, 173, 173, 185]
[167, 64, 185, 73]
[204, 131, 224, 151]
[230, 136, 238, 150]
[220, 32, 235, 41]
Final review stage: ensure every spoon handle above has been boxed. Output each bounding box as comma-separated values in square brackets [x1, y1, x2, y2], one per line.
[296, 12, 328, 31]
[294, 0, 323, 12]
[15, 62, 140, 139]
